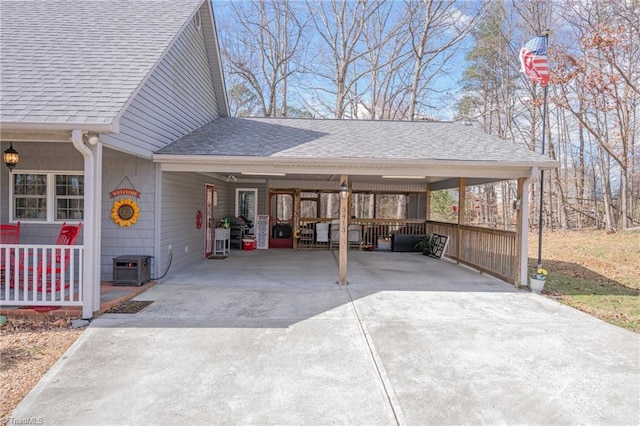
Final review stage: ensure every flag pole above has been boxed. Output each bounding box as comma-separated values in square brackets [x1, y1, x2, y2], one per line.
[537, 85, 547, 268]
[536, 31, 550, 269]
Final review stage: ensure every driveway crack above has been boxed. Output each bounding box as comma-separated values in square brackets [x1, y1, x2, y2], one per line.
[345, 285, 406, 426]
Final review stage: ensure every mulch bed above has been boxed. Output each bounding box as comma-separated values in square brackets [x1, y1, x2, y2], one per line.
[106, 300, 153, 314]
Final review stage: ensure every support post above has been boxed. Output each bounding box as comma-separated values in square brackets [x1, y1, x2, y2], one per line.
[514, 177, 528, 287]
[425, 186, 431, 224]
[338, 175, 349, 285]
[457, 178, 466, 262]
[293, 188, 300, 250]
[72, 130, 101, 319]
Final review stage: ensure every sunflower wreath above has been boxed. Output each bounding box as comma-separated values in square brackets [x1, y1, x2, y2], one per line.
[111, 198, 140, 227]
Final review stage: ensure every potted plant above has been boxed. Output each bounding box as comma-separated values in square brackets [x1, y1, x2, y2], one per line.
[415, 234, 433, 255]
[529, 267, 548, 293]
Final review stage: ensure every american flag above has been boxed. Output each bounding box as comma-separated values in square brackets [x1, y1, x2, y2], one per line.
[519, 36, 549, 86]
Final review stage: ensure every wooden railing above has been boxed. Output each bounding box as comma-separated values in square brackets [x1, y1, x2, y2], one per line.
[1, 244, 84, 306]
[426, 220, 517, 283]
[289, 218, 517, 283]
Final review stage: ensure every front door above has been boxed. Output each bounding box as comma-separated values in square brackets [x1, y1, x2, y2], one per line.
[204, 184, 216, 257]
[269, 191, 293, 248]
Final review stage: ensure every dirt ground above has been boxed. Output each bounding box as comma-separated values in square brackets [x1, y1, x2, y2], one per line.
[0, 318, 82, 424]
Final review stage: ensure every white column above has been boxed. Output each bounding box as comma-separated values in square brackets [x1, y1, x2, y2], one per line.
[519, 175, 533, 287]
[93, 142, 102, 311]
[72, 130, 101, 319]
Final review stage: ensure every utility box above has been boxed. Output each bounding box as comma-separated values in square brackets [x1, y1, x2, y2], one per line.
[113, 255, 152, 286]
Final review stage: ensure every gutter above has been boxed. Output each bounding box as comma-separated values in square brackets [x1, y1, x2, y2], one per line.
[1, 121, 116, 133]
[152, 154, 560, 171]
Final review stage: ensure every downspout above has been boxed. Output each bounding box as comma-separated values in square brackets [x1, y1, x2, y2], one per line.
[71, 129, 100, 319]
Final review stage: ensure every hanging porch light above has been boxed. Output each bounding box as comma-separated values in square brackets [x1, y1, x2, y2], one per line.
[3, 143, 19, 171]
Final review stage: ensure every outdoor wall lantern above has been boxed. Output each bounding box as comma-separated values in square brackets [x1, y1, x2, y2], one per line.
[340, 181, 349, 200]
[3, 143, 19, 171]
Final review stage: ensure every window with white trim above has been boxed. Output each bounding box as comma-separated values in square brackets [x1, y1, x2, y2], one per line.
[11, 172, 84, 222]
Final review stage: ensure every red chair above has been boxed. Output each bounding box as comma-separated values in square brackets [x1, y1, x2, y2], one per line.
[54, 222, 82, 246]
[23, 222, 82, 292]
[1, 222, 21, 281]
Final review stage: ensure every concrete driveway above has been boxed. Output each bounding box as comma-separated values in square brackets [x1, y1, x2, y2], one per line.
[11, 250, 640, 425]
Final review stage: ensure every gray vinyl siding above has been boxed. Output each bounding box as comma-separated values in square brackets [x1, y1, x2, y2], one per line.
[100, 149, 156, 280]
[0, 142, 85, 243]
[100, 19, 218, 156]
[160, 172, 231, 280]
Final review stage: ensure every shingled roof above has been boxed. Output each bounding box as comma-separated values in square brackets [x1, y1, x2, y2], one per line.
[156, 117, 555, 166]
[0, 0, 203, 129]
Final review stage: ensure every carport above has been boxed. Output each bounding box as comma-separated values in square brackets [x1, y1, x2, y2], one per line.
[154, 117, 557, 287]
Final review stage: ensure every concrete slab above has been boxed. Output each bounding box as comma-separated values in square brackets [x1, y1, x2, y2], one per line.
[10, 250, 640, 425]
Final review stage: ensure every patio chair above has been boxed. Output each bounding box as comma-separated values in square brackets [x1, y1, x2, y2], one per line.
[298, 226, 314, 245]
[348, 224, 362, 249]
[21, 222, 82, 292]
[1, 221, 21, 281]
[329, 221, 362, 250]
[329, 219, 340, 250]
[315, 223, 329, 243]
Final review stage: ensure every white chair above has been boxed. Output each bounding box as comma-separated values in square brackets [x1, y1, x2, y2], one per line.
[330, 221, 361, 250]
[315, 223, 329, 243]
[330, 219, 340, 250]
[348, 224, 362, 249]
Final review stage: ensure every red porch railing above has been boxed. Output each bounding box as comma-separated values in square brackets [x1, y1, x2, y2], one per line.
[1, 244, 84, 306]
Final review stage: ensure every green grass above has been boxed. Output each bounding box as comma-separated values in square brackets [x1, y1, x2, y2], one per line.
[529, 229, 640, 332]
[544, 271, 640, 331]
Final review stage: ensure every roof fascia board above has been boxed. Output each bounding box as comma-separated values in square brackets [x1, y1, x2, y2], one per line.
[203, 1, 229, 117]
[156, 155, 546, 180]
[0, 122, 114, 133]
[1, 130, 71, 143]
[154, 154, 557, 170]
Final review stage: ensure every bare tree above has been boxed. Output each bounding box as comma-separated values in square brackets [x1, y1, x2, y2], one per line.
[303, 0, 385, 118]
[360, 1, 412, 120]
[218, 0, 307, 117]
[405, 0, 484, 121]
[555, 0, 639, 231]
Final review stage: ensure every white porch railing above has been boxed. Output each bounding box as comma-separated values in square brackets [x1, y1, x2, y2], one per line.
[1, 244, 84, 306]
